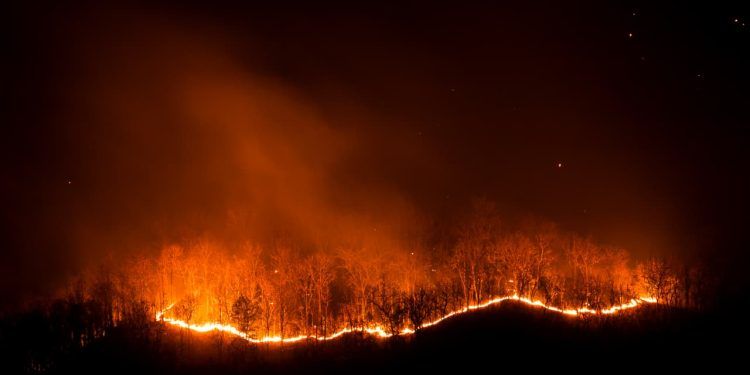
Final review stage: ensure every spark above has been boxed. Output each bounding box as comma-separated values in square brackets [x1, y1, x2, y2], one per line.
[155, 295, 656, 345]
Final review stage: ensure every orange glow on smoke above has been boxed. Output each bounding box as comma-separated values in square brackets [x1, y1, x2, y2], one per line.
[155, 295, 656, 344]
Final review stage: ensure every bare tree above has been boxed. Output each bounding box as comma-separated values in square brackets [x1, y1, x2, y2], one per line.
[638, 258, 678, 304]
[230, 294, 261, 334]
[270, 247, 298, 340]
[494, 233, 535, 298]
[599, 248, 634, 306]
[371, 279, 406, 335]
[304, 253, 335, 337]
[174, 295, 197, 324]
[538, 272, 565, 306]
[256, 282, 275, 338]
[339, 247, 380, 328]
[451, 198, 500, 306]
[158, 245, 184, 309]
[294, 260, 315, 336]
[528, 222, 558, 299]
[565, 236, 604, 306]
[405, 287, 436, 331]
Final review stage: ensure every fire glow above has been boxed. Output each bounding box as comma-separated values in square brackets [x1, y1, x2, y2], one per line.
[156, 295, 657, 344]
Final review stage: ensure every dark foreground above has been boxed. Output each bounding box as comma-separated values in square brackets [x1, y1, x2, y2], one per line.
[1, 302, 743, 374]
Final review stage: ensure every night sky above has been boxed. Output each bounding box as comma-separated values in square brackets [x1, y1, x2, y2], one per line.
[3, 1, 749, 309]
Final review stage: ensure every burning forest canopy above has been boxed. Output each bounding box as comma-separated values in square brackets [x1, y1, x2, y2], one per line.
[64, 212, 699, 341]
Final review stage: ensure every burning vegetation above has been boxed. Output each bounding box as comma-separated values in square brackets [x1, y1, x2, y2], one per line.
[22, 200, 712, 353]
[3, 5, 742, 372]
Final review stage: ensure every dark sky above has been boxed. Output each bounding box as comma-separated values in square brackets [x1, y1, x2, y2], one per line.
[3, 1, 749, 308]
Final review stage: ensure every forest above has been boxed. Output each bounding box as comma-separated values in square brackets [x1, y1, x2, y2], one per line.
[0, 200, 719, 373]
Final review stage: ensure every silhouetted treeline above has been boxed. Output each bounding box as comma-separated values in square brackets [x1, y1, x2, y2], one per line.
[1, 301, 732, 374]
[0, 200, 720, 373]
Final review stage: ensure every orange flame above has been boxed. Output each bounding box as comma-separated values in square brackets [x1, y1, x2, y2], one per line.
[155, 295, 656, 344]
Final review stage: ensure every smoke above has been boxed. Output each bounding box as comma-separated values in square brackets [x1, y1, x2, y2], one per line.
[6, 2, 730, 309]
[79, 12, 430, 242]
[1, 7, 434, 308]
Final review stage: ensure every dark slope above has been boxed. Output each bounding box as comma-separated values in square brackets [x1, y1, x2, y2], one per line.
[3, 301, 739, 374]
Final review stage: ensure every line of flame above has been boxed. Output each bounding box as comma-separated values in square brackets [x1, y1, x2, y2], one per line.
[155, 295, 657, 344]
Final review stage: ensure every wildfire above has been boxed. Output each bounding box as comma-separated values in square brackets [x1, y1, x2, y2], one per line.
[155, 295, 656, 344]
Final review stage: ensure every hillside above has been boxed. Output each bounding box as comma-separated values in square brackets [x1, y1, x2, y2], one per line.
[11, 301, 734, 374]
